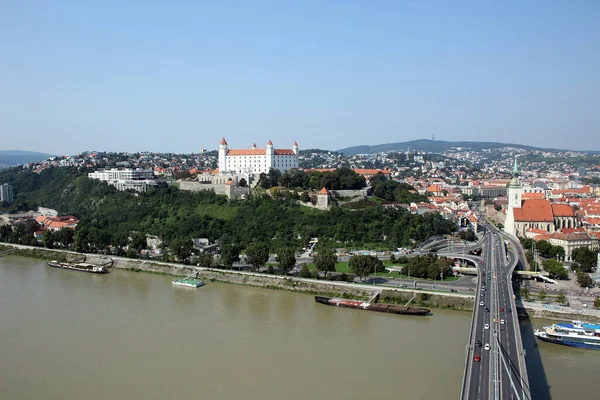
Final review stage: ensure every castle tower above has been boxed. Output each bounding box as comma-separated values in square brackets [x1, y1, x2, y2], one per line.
[266, 140, 274, 170]
[293, 141, 299, 155]
[218, 138, 228, 171]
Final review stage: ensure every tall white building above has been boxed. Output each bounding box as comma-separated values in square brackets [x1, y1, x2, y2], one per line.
[218, 138, 298, 174]
[1, 183, 14, 204]
[88, 168, 156, 192]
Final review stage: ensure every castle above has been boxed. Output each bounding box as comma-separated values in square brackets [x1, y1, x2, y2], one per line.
[218, 138, 299, 174]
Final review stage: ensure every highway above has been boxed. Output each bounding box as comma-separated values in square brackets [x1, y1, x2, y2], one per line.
[462, 220, 531, 400]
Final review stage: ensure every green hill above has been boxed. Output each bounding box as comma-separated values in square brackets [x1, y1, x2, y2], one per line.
[336, 139, 598, 155]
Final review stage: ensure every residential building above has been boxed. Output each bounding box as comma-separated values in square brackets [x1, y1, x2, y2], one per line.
[1, 183, 14, 204]
[548, 232, 599, 262]
[88, 168, 157, 192]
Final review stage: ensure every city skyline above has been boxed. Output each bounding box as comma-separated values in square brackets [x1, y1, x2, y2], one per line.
[2, 1, 599, 155]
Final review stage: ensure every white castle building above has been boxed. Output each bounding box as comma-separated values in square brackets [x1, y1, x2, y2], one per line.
[218, 138, 299, 174]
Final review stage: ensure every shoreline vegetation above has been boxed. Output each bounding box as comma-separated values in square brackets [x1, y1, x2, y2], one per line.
[4, 242, 600, 323]
[0, 243, 474, 311]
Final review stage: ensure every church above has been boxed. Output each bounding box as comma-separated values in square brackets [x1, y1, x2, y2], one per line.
[218, 138, 299, 174]
[504, 158, 577, 237]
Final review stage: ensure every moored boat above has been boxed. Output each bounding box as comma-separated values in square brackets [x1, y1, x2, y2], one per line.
[534, 320, 600, 350]
[172, 278, 205, 288]
[47, 260, 109, 274]
[315, 296, 430, 316]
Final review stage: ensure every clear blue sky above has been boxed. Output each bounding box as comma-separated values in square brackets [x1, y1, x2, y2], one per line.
[1, 1, 599, 155]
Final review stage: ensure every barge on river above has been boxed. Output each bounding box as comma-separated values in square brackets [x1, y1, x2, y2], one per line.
[47, 260, 109, 274]
[315, 296, 430, 316]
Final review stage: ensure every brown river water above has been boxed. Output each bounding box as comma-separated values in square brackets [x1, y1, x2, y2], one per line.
[0, 256, 596, 399]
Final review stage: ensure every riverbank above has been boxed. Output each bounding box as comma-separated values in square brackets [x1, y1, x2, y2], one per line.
[0, 243, 474, 311]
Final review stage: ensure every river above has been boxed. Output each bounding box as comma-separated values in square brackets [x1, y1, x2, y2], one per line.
[0, 256, 595, 399]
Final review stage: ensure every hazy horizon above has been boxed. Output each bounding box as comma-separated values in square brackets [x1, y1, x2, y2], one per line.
[2, 1, 599, 155]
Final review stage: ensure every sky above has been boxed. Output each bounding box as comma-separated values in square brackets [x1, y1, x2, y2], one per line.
[1, 1, 599, 156]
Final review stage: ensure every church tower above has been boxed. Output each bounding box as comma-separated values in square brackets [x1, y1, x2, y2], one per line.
[508, 157, 523, 209]
[505, 156, 523, 236]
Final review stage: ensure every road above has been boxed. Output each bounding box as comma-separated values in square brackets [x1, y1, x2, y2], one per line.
[463, 220, 530, 400]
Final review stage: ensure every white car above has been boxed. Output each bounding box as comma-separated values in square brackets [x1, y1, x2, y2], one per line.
[484, 343, 490, 351]
[484, 324, 490, 330]
[500, 319, 505, 324]
[480, 301, 484, 306]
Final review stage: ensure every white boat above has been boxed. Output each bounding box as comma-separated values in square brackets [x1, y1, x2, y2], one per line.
[534, 320, 600, 350]
[172, 278, 205, 288]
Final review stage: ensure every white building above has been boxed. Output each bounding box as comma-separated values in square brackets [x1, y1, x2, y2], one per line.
[0, 183, 14, 204]
[218, 138, 298, 174]
[88, 168, 156, 192]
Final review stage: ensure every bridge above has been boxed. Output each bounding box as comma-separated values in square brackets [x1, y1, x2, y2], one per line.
[461, 218, 531, 400]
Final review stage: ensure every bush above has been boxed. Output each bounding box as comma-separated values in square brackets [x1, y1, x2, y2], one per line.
[299, 265, 311, 278]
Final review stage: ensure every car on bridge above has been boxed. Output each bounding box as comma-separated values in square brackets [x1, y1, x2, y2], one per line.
[474, 354, 481, 362]
[484, 343, 490, 351]
[475, 340, 482, 347]
[484, 324, 490, 330]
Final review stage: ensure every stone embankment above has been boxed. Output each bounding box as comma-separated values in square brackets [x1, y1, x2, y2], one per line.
[0, 243, 474, 311]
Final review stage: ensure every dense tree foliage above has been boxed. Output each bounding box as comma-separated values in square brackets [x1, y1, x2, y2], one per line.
[405, 254, 454, 280]
[349, 255, 383, 281]
[0, 167, 457, 259]
[576, 271, 594, 288]
[246, 242, 269, 271]
[459, 230, 476, 242]
[571, 247, 599, 273]
[276, 168, 366, 191]
[541, 259, 568, 280]
[314, 247, 338, 277]
[276, 247, 296, 274]
[368, 173, 428, 204]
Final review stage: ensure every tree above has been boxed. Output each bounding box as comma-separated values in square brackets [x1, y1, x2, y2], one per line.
[314, 247, 338, 277]
[538, 289, 547, 302]
[170, 237, 193, 264]
[219, 244, 241, 269]
[572, 247, 599, 273]
[594, 296, 600, 309]
[557, 291, 567, 305]
[276, 248, 296, 275]
[520, 287, 531, 301]
[349, 255, 382, 282]
[238, 178, 247, 187]
[42, 230, 54, 249]
[130, 232, 147, 252]
[197, 252, 214, 268]
[541, 259, 568, 280]
[299, 265, 312, 278]
[246, 242, 269, 271]
[576, 271, 594, 289]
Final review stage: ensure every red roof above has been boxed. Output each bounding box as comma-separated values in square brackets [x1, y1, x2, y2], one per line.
[220, 138, 227, 145]
[274, 149, 295, 155]
[353, 169, 390, 176]
[551, 203, 575, 217]
[228, 149, 266, 156]
[318, 187, 329, 195]
[513, 199, 554, 222]
[267, 140, 273, 146]
[522, 192, 544, 200]
[293, 141, 298, 146]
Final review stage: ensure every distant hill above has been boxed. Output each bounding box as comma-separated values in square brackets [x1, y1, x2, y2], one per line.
[0, 150, 55, 166]
[336, 139, 599, 155]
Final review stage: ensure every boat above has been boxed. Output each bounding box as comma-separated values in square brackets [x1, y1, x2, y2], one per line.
[534, 320, 600, 350]
[314, 296, 430, 316]
[172, 278, 205, 288]
[47, 260, 109, 274]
